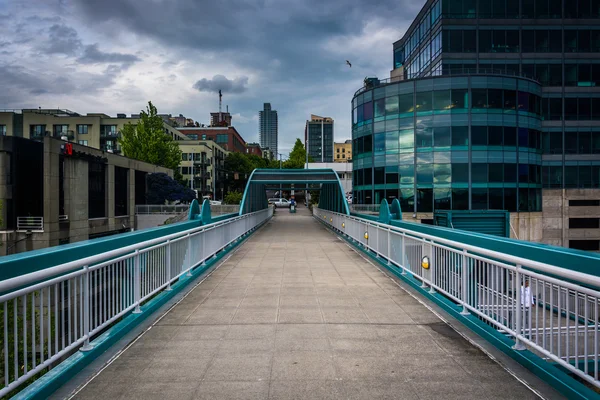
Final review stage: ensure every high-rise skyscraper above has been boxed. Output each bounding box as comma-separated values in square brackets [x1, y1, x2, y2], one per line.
[259, 103, 278, 156]
[352, 0, 600, 250]
[305, 115, 334, 163]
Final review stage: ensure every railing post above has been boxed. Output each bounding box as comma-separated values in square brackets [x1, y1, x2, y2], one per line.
[401, 232, 407, 275]
[133, 250, 142, 314]
[165, 240, 172, 291]
[429, 241, 436, 294]
[386, 228, 391, 265]
[513, 266, 526, 350]
[80, 265, 92, 351]
[187, 234, 193, 276]
[460, 250, 470, 315]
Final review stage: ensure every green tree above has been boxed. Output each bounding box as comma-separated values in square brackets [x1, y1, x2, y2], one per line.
[224, 190, 243, 205]
[283, 139, 312, 169]
[119, 102, 182, 171]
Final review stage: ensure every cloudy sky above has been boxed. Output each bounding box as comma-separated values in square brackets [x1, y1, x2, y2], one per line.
[0, 0, 422, 154]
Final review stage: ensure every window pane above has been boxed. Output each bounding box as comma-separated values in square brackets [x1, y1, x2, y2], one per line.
[434, 188, 452, 210]
[374, 98, 386, 118]
[504, 127, 517, 146]
[452, 188, 469, 210]
[399, 129, 414, 148]
[363, 101, 373, 120]
[416, 91, 432, 112]
[434, 127, 451, 147]
[399, 164, 414, 184]
[488, 89, 503, 109]
[433, 90, 451, 110]
[504, 188, 517, 211]
[472, 126, 487, 146]
[488, 126, 503, 145]
[472, 89, 487, 108]
[451, 89, 469, 109]
[489, 188, 504, 209]
[452, 126, 469, 146]
[417, 188, 433, 212]
[385, 96, 399, 115]
[472, 163, 488, 183]
[472, 188, 488, 209]
[488, 163, 503, 182]
[434, 163, 451, 183]
[416, 127, 433, 147]
[399, 93, 414, 114]
[452, 163, 469, 182]
[504, 163, 517, 182]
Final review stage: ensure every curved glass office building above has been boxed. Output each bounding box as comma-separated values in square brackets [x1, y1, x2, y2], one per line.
[352, 74, 543, 213]
[351, 0, 600, 252]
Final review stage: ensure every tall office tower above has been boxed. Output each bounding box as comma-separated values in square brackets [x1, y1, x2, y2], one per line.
[305, 115, 334, 163]
[352, 0, 600, 250]
[259, 103, 278, 156]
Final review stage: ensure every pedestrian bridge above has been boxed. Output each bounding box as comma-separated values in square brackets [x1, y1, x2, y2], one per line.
[0, 169, 599, 399]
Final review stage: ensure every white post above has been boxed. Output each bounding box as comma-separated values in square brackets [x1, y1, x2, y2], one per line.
[133, 250, 142, 314]
[166, 241, 172, 291]
[80, 265, 92, 351]
[460, 250, 470, 315]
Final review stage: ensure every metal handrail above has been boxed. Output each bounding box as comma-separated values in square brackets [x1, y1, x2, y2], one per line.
[314, 207, 600, 389]
[0, 208, 272, 396]
[354, 68, 541, 97]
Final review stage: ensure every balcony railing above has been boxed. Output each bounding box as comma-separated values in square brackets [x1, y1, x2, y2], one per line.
[354, 68, 540, 97]
[100, 131, 119, 138]
[16, 216, 43, 232]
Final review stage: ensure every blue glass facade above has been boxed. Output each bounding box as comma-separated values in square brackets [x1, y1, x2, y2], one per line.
[355, 0, 600, 214]
[352, 75, 543, 212]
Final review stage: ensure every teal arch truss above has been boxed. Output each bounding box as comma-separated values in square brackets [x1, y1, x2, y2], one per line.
[239, 168, 350, 215]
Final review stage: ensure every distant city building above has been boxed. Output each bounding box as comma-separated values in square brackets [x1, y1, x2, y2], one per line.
[334, 140, 352, 163]
[0, 108, 188, 154]
[259, 103, 278, 156]
[178, 140, 228, 200]
[305, 115, 334, 163]
[262, 148, 274, 161]
[245, 142, 263, 156]
[210, 111, 232, 127]
[176, 126, 247, 153]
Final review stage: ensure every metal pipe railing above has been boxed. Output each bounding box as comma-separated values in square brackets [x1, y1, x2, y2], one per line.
[0, 208, 272, 397]
[314, 207, 600, 389]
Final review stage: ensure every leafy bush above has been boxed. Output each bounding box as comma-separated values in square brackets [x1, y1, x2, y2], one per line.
[146, 173, 196, 204]
[224, 190, 243, 205]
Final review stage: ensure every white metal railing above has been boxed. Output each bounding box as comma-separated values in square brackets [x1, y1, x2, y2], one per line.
[16, 217, 43, 232]
[0, 208, 272, 397]
[350, 204, 381, 215]
[135, 205, 190, 215]
[59, 215, 69, 222]
[314, 207, 600, 389]
[135, 204, 240, 216]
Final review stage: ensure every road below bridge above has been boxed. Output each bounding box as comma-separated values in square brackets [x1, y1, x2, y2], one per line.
[70, 207, 548, 399]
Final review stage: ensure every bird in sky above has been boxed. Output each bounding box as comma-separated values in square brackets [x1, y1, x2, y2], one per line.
[346, 60, 352, 68]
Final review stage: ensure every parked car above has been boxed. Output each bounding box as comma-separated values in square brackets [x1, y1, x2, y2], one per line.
[268, 198, 291, 208]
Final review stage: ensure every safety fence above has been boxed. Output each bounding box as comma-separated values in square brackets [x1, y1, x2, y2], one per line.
[314, 207, 600, 389]
[0, 207, 272, 397]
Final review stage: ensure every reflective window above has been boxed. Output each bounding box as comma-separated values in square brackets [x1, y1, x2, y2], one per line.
[472, 163, 488, 183]
[472, 126, 487, 146]
[385, 96, 399, 115]
[472, 89, 487, 109]
[416, 127, 433, 147]
[399, 94, 414, 114]
[434, 127, 451, 147]
[434, 188, 452, 210]
[452, 163, 469, 182]
[374, 99, 385, 118]
[399, 129, 414, 149]
[399, 165, 414, 184]
[452, 126, 469, 146]
[452, 189, 469, 210]
[363, 101, 373, 120]
[488, 163, 504, 182]
[451, 89, 468, 109]
[433, 90, 451, 111]
[471, 188, 488, 210]
[416, 91, 432, 112]
[434, 164, 451, 183]
[417, 188, 433, 212]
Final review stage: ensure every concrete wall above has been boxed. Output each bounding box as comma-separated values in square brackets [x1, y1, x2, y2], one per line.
[0, 137, 173, 255]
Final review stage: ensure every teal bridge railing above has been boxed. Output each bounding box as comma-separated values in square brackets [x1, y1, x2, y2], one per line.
[316, 199, 600, 399]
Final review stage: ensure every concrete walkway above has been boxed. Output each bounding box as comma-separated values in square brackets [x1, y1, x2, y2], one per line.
[74, 208, 542, 400]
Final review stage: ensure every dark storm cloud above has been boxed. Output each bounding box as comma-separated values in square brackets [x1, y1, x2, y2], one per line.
[193, 75, 249, 94]
[72, 0, 420, 79]
[78, 44, 141, 66]
[42, 24, 82, 55]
